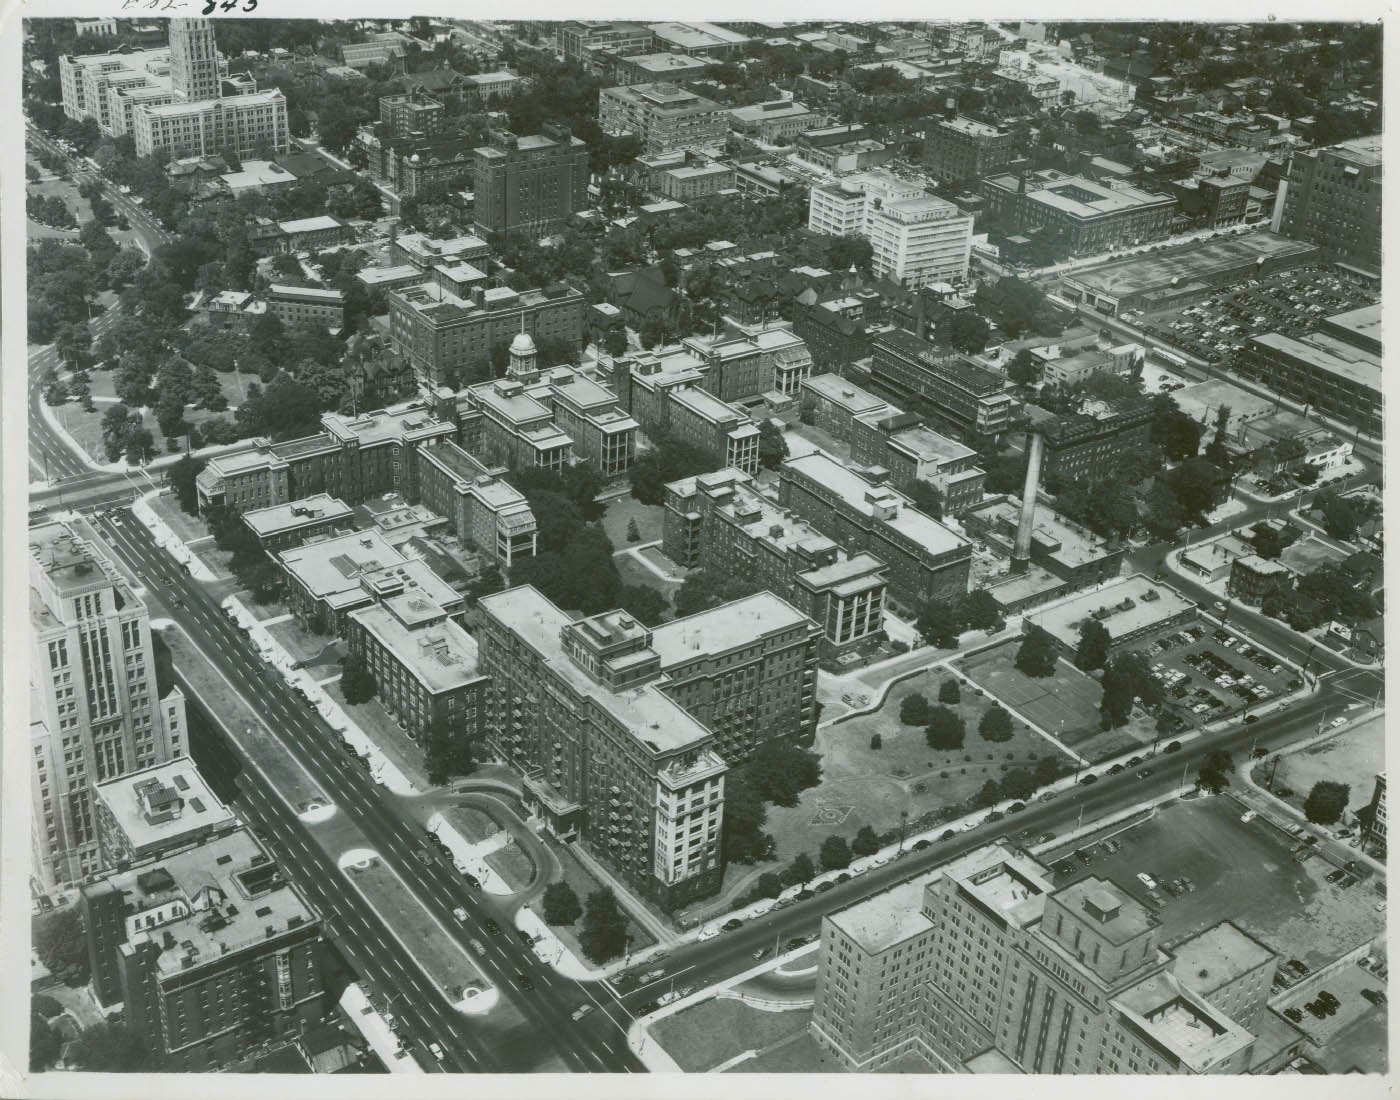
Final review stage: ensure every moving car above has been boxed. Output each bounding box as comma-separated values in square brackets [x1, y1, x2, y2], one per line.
[452, 907, 468, 923]
[483, 918, 502, 936]
[515, 971, 535, 991]
[572, 1004, 594, 1021]
[429, 1042, 444, 1061]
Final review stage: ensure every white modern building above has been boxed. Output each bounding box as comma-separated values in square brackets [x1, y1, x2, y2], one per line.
[809, 170, 972, 286]
[30, 522, 187, 889]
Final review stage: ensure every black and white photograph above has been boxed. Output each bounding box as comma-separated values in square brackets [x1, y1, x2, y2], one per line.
[9, 6, 1391, 1088]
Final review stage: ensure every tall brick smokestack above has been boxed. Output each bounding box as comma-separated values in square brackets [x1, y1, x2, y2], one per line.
[1012, 431, 1045, 574]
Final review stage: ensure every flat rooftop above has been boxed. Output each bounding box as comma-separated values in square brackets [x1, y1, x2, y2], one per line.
[652, 591, 812, 666]
[624, 52, 710, 74]
[242, 494, 353, 537]
[1113, 973, 1253, 1072]
[1056, 877, 1157, 944]
[887, 424, 975, 467]
[1023, 572, 1195, 650]
[322, 403, 453, 448]
[1170, 921, 1275, 995]
[647, 21, 749, 49]
[104, 829, 315, 980]
[278, 215, 343, 235]
[1251, 331, 1381, 392]
[1324, 303, 1381, 349]
[969, 496, 1113, 569]
[827, 874, 933, 954]
[29, 522, 122, 599]
[94, 760, 235, 855]
[349, 600, 483, 695]
[670, 385, 745, 425]
[478, 587, 714, 755]
[471, 379, 554, 426]
[803, 372, 891, 416]
[783, 452, 970, 557]
[944, 843, 1055, 928]
[1064, 232, 1316, 299]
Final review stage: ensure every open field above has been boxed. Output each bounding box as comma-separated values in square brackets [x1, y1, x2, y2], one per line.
[1266, 716, 1385, 819]
[651, 998, 811, 1072]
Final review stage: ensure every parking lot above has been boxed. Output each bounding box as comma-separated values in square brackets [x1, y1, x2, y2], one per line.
[1042, 797, 1386, 972]
[1142, 622, 1301, 726]
[1137, 264, 1378, 365]
[1273, 959, 1388, 1073]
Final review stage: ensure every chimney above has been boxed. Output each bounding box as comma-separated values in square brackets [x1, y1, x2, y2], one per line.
[1011, 431, 1046, 573]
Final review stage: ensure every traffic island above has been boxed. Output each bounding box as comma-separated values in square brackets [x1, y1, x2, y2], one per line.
[337, 849, 492, 1011]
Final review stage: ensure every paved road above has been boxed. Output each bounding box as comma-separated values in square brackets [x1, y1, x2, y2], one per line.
[603, 658, 1381, 1014]
[89, 508, 644, 1073]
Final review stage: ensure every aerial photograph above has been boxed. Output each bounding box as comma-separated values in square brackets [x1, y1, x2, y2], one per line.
[19, 13, 1386, 1081]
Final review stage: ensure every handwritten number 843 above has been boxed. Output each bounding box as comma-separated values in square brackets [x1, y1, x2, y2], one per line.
[202, 0, 258, 13]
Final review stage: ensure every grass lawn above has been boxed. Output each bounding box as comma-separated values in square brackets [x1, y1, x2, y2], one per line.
[1265, 715, 1384, 818]
[51, 361, 253, 464]
[601, 495, 664, 549]
[614, 550, 680, 609]
[761, 668, 1077, 864]
[483, 840, 538, 892]
[441, 803, 502, 844]
[1280, 535, 1349, 575]
[148, 489, 215, 545]
[345, 856, 487, 996]
[541, 844, 655, 965]
[955, 642, 1159, 762]
[265, 618, 344, 675]
[651, 998, 810, 1072]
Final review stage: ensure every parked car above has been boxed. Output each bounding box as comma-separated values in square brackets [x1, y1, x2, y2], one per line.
[1362, 988, 1386, 1006]
[698, 926, 719, 941]
[753, 946, 771, 960]
[572, 1004, 594, 1021]
[483, 918, 502, 936]
[722, 918, 744, 932]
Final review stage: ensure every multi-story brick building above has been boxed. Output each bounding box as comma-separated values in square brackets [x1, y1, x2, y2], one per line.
[387, 280, 584, 390]
[727, 99, 820, 142]
[378, 91, 444, 138]
[346, 595, 488, 742]
[391, 231, 491, 272]
[239, 494, 354, 553]
[1275, 136, 1382, 277]
[415, 439, 539, 567]
[598, 82, 727, 156]
[133, 88, 290, 161]
[680, 327, 815, 400]
[663, 468, 887, 660]
[472, 126, 590, 239]
[812, 843, 1261, 1073]
[851, 415, 986, 516]
[656, 160, 735, 201]
[264, 284, 345, 330]
[80, 829, 328, 1071]
[779, 452, 972, 613]
[870, 329, 1019, 447]
[597, 51, 710, 86]
[90, 759, 236, 871]
[1031, 397, 1156, 485]
[800, 373, 894, 440]
[962, 495, 1125, 590]
[792, 294, 890, 372]
[276, 527, 463, 636]
[923, 115, 1016, 182]
[982, 170, 1175, 255]
[30, 522, 186, 889]
[666, 387, 762, 475]
[556, 21, 654, 66]
[1234, 329, 1382, 440]
[1226, 554, 1294, 605]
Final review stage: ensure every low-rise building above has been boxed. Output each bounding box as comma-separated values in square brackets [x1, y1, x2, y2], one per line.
[91, 760, 237, 871]
[240, 494, 354, 553]
[656, 160, 735, 201]
[727, 99, 819, 142]
[779, 452, 972, 612]
[1227, 554, 1294, 605]
[1235, 330, 1381, 440]
[265, 284, 345, 330]
[800, 373, 894, 440]
[963, 495, 1124, 589]
[415, 438, 538, 567]
[1033, 396, 1155, 484]
[1022, 573, 1196, 657]
[982, 170, 1174, 255]
[664, 468, 887, 660]
[646, 21, 750, 59]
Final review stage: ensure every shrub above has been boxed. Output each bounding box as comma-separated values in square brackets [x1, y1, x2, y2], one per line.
[939, 678, 961, 704]
[870, 733, 882, 750]
[899, 693, 930, 726]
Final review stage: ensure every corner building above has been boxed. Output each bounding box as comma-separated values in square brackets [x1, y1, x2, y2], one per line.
[813, 843, 1261, 1074]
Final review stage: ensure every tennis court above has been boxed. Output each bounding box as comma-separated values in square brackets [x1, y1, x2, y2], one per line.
[955, 642, 1104, 744]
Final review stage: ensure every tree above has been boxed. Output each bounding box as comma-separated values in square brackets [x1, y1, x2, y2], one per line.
[757, 420, 789, 470]
[946, 310, 991, 354]
[1033, 755, 1061, 786]
[1320, 494, 1360, 542]
[721, 770, 772, 864]
[851, 824, 881, 857]
[916, 598, 962, 649]
[30, 1011, 61, 1072]
[747, 741, 822, 806]
[1007, 348, 1041, 387]
[1000, 768, 1036, 802]
[1197, 749, 1234, 793]
[618, 583, 668, 627]
[64, 1020, 162, 1072]
[626, 518, 641, 543]
[167, 453, 206, 516]
[979, 705, 1013, 742]
[799, 395, 817, 425]
[1015, 626, 1058, 678]
[900, 693, 930, 726]
[909, 480, 944, 521]
[33, 909, 88, 986]
[925, 705, 966, 751]
[961, 590, 1005, 635]
[125, 426, 155, 466]
[1099, 659, 1136, 728]
[673, 567, 762, 619]
[579, 888, 629, 964]
[973, 779, 1002, 809]
[542, 881, 583, 925]
[1143, 479, 1185, 540]
[869, 733, 882, 750]
[101, 403, 134, 462]
[602, 327, 629, 357]
[190, 363, 227, 411]
[1075, 620, 1111, 672]
[340, 652, 378, 705]
[819, 834, 852, 871]
[939, 678, 961, 705]
[781, 852, 815, 889]
[1251, 525, 1285, 560]
[1304, 781, 1350, 825]
[1169, 457, 1224, 519]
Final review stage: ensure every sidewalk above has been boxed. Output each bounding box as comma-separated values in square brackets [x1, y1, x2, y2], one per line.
[339, 983, 423, 1074]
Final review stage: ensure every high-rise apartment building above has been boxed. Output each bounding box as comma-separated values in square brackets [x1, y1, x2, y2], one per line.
[812, 843, 1263, 1073]
[168, 17, 220, 102]
[30, 521, 187, 889]
[476, 586, 819, 908]
[1275, 136, 1382, 277]
[473, 127, 590, 239]
[599, 82, 727, 155]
